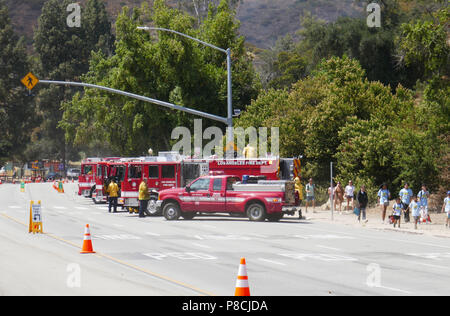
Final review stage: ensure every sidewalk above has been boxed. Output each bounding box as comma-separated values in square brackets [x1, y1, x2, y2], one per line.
[302, 202, 450, 239]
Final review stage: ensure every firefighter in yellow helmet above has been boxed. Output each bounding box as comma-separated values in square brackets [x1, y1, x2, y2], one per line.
[295, 177, 303, 219]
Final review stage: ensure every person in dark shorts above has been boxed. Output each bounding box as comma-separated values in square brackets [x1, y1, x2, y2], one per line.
[392, 197, 403, 228]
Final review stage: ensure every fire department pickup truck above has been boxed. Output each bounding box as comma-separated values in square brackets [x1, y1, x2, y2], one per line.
[155, 175, 298, 222]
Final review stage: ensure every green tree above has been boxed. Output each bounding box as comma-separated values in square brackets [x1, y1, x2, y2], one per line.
[31, 0, 114, 162]
[62, 0, 260, 156]
[0, 0, 35, 163]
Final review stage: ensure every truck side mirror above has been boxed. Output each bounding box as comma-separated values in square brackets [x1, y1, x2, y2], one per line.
[186, 186, 191, 193]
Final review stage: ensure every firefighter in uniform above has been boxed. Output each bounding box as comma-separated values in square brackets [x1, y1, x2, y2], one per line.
[107, 178, 119, 213]
[295, 177, 303, 219]
[138, 180, 150, 218]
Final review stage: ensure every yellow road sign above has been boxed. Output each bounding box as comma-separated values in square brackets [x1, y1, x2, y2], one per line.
[21, 72, 39, 90]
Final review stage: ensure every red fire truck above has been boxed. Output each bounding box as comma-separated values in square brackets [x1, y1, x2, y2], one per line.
[78, 158, 101, 197]
[156, 174, 298, 222]
[92, 158, 125, 204]
[120, 156, 300, 215]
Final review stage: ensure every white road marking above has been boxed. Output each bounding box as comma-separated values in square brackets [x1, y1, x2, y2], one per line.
[142, 252, 217, 261]
[145, 232, 161, 237]
[406, 253, 450, 260]
[258, 258, 286, 266]
[75, 207, 88, 210]
[8, 206, 21, 209]
[411, 262, 448, 270]
[112, 224, 124, 228]
[317, 245, 342, 252]
[53, 206, 67, 210]
[94, 234, 141, 240]
[374, 285, 412, 295]
[279, 253, 358, 262]
[294, 234, 355, 240]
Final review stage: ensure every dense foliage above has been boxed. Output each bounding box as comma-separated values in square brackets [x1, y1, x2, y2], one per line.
[0, 0, 448, 202]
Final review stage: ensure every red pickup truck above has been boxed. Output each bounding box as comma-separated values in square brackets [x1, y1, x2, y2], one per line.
[155, 175, 298, 222]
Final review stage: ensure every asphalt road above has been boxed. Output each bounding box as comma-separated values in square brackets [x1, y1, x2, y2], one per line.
[1, 182, 450, 296]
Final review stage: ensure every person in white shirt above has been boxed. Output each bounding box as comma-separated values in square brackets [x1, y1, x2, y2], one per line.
[409, 196, 420, 230]
[345, 180, 355, 212]
[392, 197, 403, 228]
[442, 191, 450, 228]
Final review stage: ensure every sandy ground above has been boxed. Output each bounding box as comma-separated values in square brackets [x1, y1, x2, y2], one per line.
[302, 200, 450, 239]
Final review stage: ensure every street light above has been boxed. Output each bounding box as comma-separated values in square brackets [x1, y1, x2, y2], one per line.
[137, 26, 234, 156]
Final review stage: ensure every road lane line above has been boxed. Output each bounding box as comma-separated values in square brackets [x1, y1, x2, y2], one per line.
[375, 285, 411, 295]
[258, 258, 286, 266]
[0, 212, 214, 296]
[317, 245, 342, 252]
[191, 243, 212, 249]
[145, 232, 161, 237]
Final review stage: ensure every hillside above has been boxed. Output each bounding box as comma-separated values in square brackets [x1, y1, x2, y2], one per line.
[7, 0, 364, 48]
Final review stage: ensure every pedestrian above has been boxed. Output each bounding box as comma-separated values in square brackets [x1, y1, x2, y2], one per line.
[294, 177, 303, 219]
[107, 178, 119, 213]
[417, 184, 431, 224]
[399, 182, 413, 223]
[409, 195, 421, 230]
[305, 178, 315, 213]
[442, 191, 450, 228]
[377, 183, 391, 223]
[345, 180, 355, 211]
[392, 197, 403, 228]
[356, 185, 368, 223]
[334, 181, 344, 214]
[138, 179, 150, 218]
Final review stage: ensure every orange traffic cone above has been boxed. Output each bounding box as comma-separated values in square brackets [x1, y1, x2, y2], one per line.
[235, 258, 250, 296]
[80, 224, 96, 254]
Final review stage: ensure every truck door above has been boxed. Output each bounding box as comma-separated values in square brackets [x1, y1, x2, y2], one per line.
[127, 164, 142, 194]
[146, 164, 160, 191]
[161, 164, 177, 190]
[183, 177, 211, 212]
[207, 178, 226, 212]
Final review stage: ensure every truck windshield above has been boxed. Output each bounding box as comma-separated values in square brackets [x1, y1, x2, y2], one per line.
[82, 165, 94, 175]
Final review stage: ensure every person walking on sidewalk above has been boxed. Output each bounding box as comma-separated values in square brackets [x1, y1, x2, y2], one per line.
[399, 183, 413, 223]
[356, 185, 368, 223]
[442, 191, 450, 228]
[409, 195, 421, 230]
[305, 178, 316, 213]
[377, 184, 391, 224]
[345, 180, 355, 211]
[334, 181, 344, 214]
[392, 197, 403, 228]
[418, 184, 431, 224]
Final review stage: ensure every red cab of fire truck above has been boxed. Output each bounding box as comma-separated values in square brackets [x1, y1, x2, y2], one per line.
[78, 158, 101, 197]
[92, 159, 125, 204]
[155, 175, 298, 222]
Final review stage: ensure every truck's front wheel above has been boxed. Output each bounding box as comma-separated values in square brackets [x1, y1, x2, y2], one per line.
[246, 202, 266, 222]
[163, 202, 181, 221]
